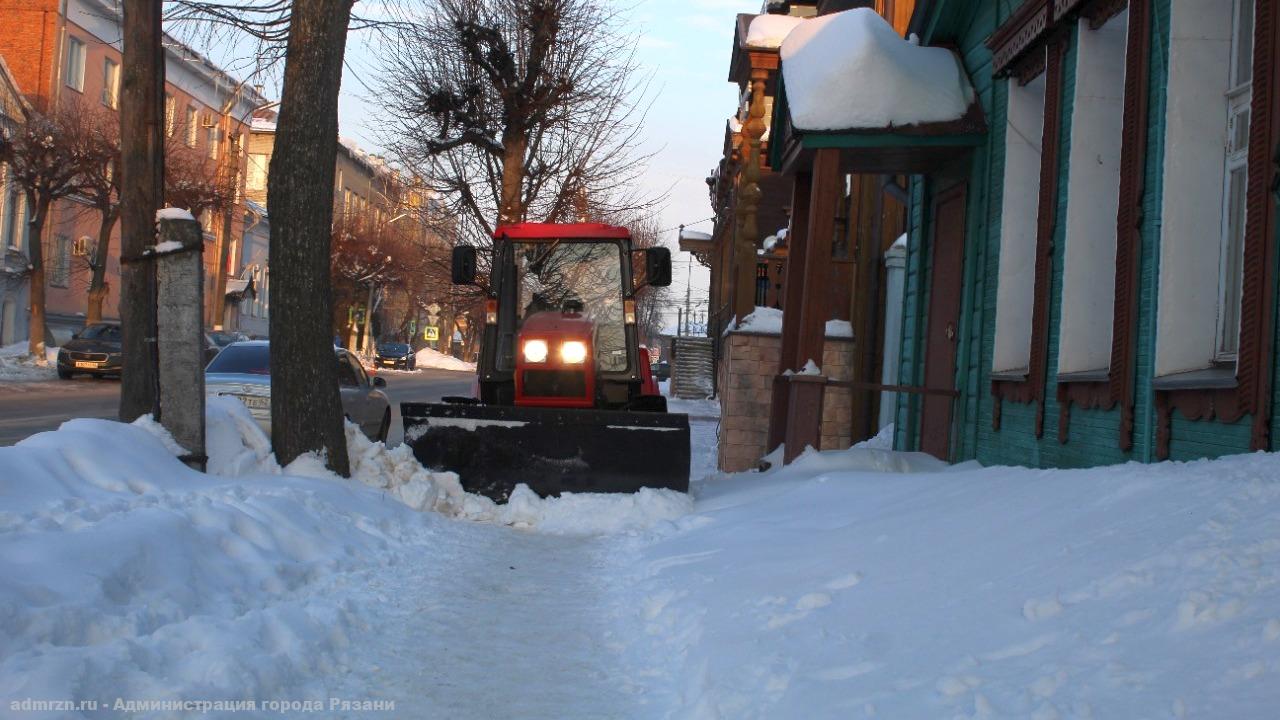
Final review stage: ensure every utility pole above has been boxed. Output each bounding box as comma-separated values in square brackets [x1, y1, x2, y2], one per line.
[119, 0, 164, 422]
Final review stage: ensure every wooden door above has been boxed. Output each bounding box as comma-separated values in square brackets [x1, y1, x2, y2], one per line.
[920, 183, 967, 460]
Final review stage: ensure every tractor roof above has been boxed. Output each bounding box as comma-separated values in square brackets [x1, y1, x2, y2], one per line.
[492, 222, 631, 240]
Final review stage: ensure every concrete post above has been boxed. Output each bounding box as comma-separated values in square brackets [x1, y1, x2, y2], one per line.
[154, 214, 206, 470]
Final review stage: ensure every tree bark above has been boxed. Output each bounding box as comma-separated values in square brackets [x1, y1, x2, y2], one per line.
[267, 0, 355, 475]
[499, 132, 528, 225]
[118, 0, 164, 422]
[86, 209, 119, 325]
[25, 195, 49, 357]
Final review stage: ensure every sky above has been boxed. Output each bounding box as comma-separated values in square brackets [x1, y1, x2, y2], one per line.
[330, 0, 755, 333]
[194, 0, 757, 334]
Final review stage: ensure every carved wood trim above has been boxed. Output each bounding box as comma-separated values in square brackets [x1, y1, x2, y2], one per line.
[987, 0, 1050, 76]
[1157, 0, 1278, 458]
[991, 35, 1067, 439]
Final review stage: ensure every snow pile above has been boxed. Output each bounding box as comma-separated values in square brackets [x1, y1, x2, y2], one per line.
[746, 13, 806, 49]
[0, 417, 438, 707]
[414, 346, 475, 371]
[780, 8, 974, 131]
[609, 447, 1280, 718]
[0, 342, 56, 383]
[450, 484, 693, 536]
[728, 306, 853, 339]
[853, 421, 895, 449]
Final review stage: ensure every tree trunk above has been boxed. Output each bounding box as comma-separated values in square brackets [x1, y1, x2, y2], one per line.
[25, 195, 49, 358]
[212, 206, 234, 329]
[86, 208, 119, 325]
[498, 132, 528, 225]
[267, 0, 355, 475]
[118, 0, 164, 422]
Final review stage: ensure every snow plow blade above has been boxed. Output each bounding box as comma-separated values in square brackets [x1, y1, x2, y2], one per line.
[401, 402, 691, 501]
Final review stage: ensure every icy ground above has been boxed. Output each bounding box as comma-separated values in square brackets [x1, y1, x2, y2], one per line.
[2, 399, 1279, 718]
[0, 343, 58, 383]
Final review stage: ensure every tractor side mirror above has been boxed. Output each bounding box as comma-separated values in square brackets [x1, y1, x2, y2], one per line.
[645, 247, 673, 287]
[451, 245, 477, 285]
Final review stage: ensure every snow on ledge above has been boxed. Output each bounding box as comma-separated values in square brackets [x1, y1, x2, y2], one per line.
[155, 207, 195, 222]
[726, 306, 854, 340]
[780, 8, 974, 132]
[746, 14, 806, 49]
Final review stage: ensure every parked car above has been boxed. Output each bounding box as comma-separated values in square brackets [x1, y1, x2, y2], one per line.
[57, 323, 123, 379]
[203, 334, 223, 365]
[208, 330, 248, 348]
[205, 340, 392, 442]
[376, 341, 416, 370]
[650, 360, 670, 381]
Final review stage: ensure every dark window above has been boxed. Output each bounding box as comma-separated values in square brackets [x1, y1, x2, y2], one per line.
[337, 355, 359, 386]
[206, 344, 270, 374]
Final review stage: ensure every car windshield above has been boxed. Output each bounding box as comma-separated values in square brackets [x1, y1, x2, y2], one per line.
[379, 343, 410, 355]
[514, 240, 627, 372]
[205, 344, 270, 375]
[80, 324, 121, 341]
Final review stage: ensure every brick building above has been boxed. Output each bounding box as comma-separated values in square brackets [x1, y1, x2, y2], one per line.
[0, 0, 269, 337]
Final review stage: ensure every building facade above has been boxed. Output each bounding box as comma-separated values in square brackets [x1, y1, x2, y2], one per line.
[0, 0, 267, 338]
[0, 55, 30, 347]
[875, 0, 1280, 466]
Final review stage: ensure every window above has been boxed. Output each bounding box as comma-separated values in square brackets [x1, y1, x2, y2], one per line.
[51, 234, 71, 287]
[101, 58, 119, 108]
[1155, 1, 1253, 377]
[338, 354, 359, 387]
[1216, 0, 1255, 361]
[247, 153, 268, 191]
[185, 106, 198, 147]
[991, 65, 1047, 376]
[164, 93, 175, 136]
[64, 37, 86, 92]
[207, 125, 219, 159]
[1057, 11, 1128, 377]
[2, 171, 28, 251]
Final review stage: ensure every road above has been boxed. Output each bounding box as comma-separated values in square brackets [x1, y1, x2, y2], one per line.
[0, 368, 475, 447]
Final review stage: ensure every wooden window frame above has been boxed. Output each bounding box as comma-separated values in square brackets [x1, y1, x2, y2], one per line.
[1154, 0, 1280, 458]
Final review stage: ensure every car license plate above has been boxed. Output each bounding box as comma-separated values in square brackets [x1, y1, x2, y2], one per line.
[74, 361, 99, 369]
[237, 394, 270, 410]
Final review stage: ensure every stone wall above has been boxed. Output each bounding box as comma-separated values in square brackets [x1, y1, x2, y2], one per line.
[717, 331, 855, 472]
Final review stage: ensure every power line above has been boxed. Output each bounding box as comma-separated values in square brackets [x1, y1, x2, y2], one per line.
[659, 215, 716, 235]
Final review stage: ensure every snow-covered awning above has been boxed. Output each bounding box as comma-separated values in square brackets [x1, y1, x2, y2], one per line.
[225, 277, 256, 303]
[769, 8, 986, 175]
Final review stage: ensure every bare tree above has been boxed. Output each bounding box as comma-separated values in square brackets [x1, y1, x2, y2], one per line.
[77, 107, 122, 325]
[375, 0, 659, 250]
[165, 138, 237, 221]
[0, 99, 95, 356]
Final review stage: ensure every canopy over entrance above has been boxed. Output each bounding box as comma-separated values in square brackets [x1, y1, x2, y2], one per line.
[769, 8, 986, 175]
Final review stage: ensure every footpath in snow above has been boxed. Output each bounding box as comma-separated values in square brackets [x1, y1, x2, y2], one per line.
[1, 398, 1279, 718]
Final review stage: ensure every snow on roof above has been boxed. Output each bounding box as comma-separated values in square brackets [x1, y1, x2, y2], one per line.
[780, 8, 974, 132]
[745, 14, 806, 49]
[250, 117, 277, 132]
[679, 228, 712, 242]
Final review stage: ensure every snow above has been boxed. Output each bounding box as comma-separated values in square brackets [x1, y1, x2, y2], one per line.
[414, 346, 476, 371]
[149, 239, 184, 253]
[746, 13, 806, 49]
[678, 228, 712, 242]
[0, 342, 57, 382]
[5, 396, 1280, 717]
[780, 8, 974, 131]
[853, 421, 895, 449]
[728, 306, 852, 339]
[155, 207, 195, 222]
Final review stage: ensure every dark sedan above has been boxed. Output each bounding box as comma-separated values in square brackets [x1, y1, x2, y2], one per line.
[375, 342, 417, 370]
[57, 323, 123, 379]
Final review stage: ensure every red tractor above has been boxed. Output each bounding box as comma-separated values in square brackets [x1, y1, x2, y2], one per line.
[401, 223, 690, 500]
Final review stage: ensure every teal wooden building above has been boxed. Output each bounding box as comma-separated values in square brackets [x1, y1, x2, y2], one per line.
[880, 0, 1280, 466]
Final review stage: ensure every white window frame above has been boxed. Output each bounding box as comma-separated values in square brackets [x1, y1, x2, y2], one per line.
[101, 57, 119, 108]
[51, 234, 71, 288]
[64, 36, 86, 92]
[185, 106, 198, 148]
[991, 65, 1047, 376]
[164, 93, 176, 137]
[1057, 11, 1128, 377]
[1214, 0, 1255, 362]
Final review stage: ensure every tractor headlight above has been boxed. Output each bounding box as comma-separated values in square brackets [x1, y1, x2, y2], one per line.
[560, 340, 588, 364]
[522, 339, 549, 363]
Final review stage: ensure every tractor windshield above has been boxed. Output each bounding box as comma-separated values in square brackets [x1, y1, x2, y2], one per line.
[514, 240, 628, 372]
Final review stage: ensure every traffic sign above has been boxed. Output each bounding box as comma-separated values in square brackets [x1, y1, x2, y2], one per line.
[423, 326, 440, 341]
